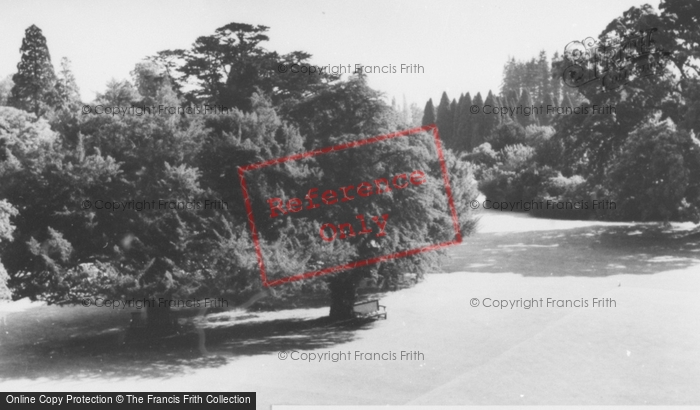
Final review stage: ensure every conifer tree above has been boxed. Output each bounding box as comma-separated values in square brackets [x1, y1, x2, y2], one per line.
[517, 89, 536, 127]
[455, 93, 473, 152]
[482, 90, 499, 141]
[551, 51, 562, 103]
[9, 25, 57, 117]
[452, 95, 463, 149]
[55, 57, 81, 110]
[541, 93, 555, 126]
[436, 92, 453, 144]
[537, 51, 551, 104]
[445, 98, 458, 149]
[421, 98, 436, 126]
[471, 92, 485, 148]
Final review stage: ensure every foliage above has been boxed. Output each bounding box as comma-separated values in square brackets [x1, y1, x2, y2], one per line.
[454, 93, 472, 151]
[436, 92, 454, 145]
[532, 174, 594, 220]
[0, 20, 479, 323]
[0, 75, 13, 106]
[9, 25, 58, 117]
[0, 200, 18, 300]
[485, 122, 527, 151]
[606, 120, 700, 222]
[462, 0, 700, 223]
[282, 74, 391, 149]
[421, 98, 435, 126]
[95, 79, 140, 106]
[156, 23, 337, 111]
[54, 57, 81, 111]
[279, 76, 478, 317]
[131, 60, 180, 107]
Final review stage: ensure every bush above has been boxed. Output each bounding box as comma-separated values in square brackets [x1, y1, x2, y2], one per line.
[478, 143, 557, 207]
[462, 143, 498, 180]
[532, 174, 595, 220]
[606, 121, 700, 222]
[485, 122, 527, 151]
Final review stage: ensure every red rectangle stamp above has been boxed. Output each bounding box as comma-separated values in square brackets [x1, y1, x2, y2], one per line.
[237, 124, 461, 287]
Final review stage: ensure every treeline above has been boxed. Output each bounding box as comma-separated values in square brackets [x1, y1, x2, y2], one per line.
[423, 0, 700, 224]
[420, 50, 582, 152]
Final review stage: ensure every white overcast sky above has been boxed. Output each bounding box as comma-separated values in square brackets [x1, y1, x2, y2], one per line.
[0, 0, 656, 107]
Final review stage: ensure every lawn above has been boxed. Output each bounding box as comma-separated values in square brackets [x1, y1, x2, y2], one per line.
[1, 209, 699, 407]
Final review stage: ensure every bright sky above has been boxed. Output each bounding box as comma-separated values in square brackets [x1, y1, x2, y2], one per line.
[0, 0, 657, 107]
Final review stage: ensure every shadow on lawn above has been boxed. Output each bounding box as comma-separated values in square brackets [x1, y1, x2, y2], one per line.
[445, 222, 700, 277]
[0, 308, 373, 381]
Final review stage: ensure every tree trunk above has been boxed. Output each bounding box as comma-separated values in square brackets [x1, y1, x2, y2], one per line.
[145, 304, 176, 335]
[328, 272, 361, 320]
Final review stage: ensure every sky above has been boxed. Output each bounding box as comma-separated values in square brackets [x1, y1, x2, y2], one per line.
[0, 0, 659, 108]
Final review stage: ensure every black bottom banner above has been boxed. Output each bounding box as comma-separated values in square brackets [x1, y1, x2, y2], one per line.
[3, 392, 255, 408]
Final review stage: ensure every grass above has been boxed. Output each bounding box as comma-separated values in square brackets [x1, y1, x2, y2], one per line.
[0, 209, 698, 407]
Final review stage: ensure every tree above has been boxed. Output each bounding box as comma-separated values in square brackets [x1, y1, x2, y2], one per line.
[409, 102, 423, 127]
[131, 60, 180, 107]
[486, 121, 527, 151]
[9, 25, 58, 117]
[482, 90, 499, 139]
[536, 50, 552, 104]
[553, 1, 699, 180]
[0, 75, 13, 106]
[283, 74, 388, 149]
[0, 107, 56, 299]
[421, 98, 436, 126]
[471, 92, 485, 148]
[0, 200, 18, 300]
[268, 76, 478, 319]
[454, 93, 473, 152]
[516, 89, 536, 127]
[540, 93, 555, 126]
[551, 51, 562, 103]
[1, 96, 279, 332]
[453, 94, 464, 144]
[96, 79, 140, 106]
[54, 57, 81, 111]
[159, 23, 337, 111]
[607, 120, 700, 223]
[436, 92, 453, 144]
[501, 57, 520, 97]
[450, 98, 458, 139]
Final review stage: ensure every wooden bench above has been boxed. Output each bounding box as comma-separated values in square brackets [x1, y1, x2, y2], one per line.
[353, 299, 387, 320]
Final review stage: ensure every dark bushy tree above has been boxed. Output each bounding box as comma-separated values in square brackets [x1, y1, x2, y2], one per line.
[470, 92, 485, 148]
[9, 25, 58, 117]
[436, 92, 453, 144]
[158, 23, 337, 111]
[422, 98, 435, 126]
[482, 90, 499, 138]
[268, 76, 477, 319]
[607, 121, 700, 223]
[454, 93, 473, 152]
